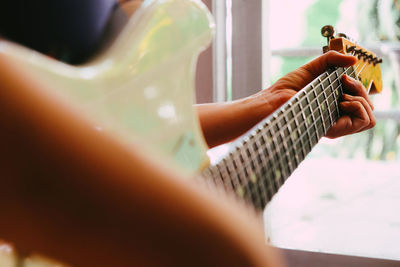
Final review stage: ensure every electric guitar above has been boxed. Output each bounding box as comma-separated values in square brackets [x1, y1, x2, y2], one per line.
[0, 0, 382, 213]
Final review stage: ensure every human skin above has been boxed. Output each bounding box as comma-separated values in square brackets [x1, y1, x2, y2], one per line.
[197, 51, 376, 148]
[0, 56, 283, 267]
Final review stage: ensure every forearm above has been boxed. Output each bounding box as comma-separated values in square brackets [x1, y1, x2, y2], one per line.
[197, 97, 266, 148]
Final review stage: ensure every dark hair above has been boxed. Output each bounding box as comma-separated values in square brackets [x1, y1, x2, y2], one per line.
[0, 0, 118, 63]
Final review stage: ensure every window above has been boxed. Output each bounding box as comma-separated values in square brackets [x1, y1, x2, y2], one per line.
[205, 0, 400, 261]
[264, 0, 400, 260]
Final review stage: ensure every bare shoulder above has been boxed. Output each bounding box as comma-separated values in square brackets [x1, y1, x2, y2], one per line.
[118, 0, 144, 17]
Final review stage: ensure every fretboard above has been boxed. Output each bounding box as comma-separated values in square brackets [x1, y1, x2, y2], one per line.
[202, 66, 356, 211]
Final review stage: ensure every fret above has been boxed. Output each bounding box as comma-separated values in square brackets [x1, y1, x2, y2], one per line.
[337, 68, 346, 96]
[238, 148, 251, 184]
[262, 136, 275, 172]
[232, 148, 247, 193]
[271, 118, 289, 187]
[331, 73, 341, 120]
[217, 162, 232, 192]
[336, 67, 345, 77]
[263, 121, 281, 193]
[297, 112, 309, 155]
[329, 97, 339, 124]
[271, 135, 286, 186]
[307, 88, 318, 141]
[321, 72, 330, 90]
[256, 129, 275, 200]
[294, 121, 306, 162]
[302, 89, 317, 146]
[263, 132, 280, 194]
[320, 78, 334, 129]
[277, 117, 294, 174]
[327, 72, 339, 121]
[346, 66, 353, 77]
[314, 80, 326, 136]
[317, 115, 326, 139]
[247, 138, 266, 206]
[331, 70, 341, 95]
[326, 90, 336, 128]
[254, 137, 272, 201]
[225, 156, 242, 191]
[297, 97, 312, 157]
[236, 151, 258, 203]
[285, 120, 299, 168]
[210, 165, 226, 190]
[244, 169, 263, 209]
[288, 107, 301, 166]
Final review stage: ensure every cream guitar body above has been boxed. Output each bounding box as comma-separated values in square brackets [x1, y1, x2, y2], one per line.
[0, 0, 212, 173]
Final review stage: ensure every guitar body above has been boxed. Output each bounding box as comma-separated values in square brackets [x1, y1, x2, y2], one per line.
[0, 0, 212, 173]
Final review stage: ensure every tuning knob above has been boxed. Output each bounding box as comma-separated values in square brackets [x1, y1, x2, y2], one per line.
[346, 45, 356, 52]
[321, 25, 335, 38]
[373, 58, 383, 65]
[366, 54, 374, 62]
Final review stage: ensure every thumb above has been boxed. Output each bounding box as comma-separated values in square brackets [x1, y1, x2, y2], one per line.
[302, 50, 356, 79]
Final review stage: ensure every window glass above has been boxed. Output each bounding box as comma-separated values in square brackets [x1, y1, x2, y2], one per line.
[266, 0, 400, 260]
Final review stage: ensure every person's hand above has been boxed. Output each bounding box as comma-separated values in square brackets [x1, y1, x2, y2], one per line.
[250, 50, 376, 138]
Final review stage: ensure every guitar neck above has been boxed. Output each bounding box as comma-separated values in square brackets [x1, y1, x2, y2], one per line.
[202, 66, 356, 211]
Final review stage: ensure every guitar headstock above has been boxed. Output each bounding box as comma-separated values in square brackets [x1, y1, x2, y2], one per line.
[321, 25, 383, 94]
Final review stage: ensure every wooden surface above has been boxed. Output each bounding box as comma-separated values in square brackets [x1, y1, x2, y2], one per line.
[280, 248, 400, 267]
[231, 0, 263, 100]
[195, 0, 213, 104]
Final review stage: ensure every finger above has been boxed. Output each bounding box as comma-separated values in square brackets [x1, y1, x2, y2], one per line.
[300, 51, 357, 84]
[326, 100, 370, 138]
[326, 114, 353, 138]
[340, 100, 370, 130]
[342, 94, 376, 131]
[342, 74, 374, 110]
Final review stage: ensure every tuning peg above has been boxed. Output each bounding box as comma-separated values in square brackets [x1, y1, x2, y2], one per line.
[365, 54, 374, 63]
[321, 25, 335, 46]
[372, 57, 383, 65]
[360, 50, 368, 59]
[353, 48, 363, 58]
[321, 25, 335, 38]
[337, 33, 347, 38]
[346, 45, 356, 53]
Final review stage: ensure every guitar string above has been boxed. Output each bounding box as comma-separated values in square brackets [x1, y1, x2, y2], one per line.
[213, 52, 363, 177]
[205, 57, 370, 208]
[241, 99, 340, 209]
[271, 60, 367, 136]
[243, 58, 368, 169]
[206, 75, 341, 209]
[208, 62, 363, 208]
[244, 58, 367, 189]
[214, 60, 369, 207]
[255, 59, 369, 164]
[247, 58, 371, 208]
[240, 60, 370, 207]
[243, 87, 359, 209]
[230, 64, 357, 174]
